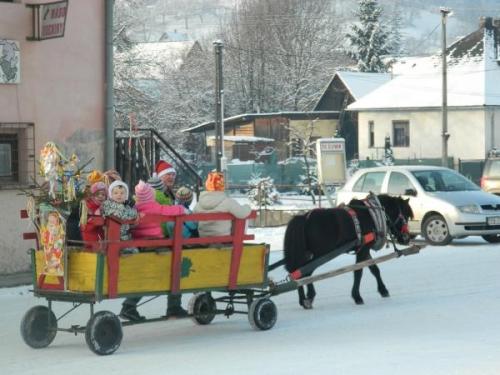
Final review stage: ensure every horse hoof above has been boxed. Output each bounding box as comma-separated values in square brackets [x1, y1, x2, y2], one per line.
[302, 299, 314, 309]
[354, 298, 364, 305]
[380, 290, 390, 298]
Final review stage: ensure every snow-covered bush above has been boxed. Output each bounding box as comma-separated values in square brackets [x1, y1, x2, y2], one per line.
[247, 175, 280, 206]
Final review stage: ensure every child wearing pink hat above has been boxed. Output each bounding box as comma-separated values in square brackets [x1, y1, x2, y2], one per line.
[131, 180, 186, 239]
[120, 180, 186, 322]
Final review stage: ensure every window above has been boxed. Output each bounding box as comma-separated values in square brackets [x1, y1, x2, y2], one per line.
[387, 172, 415, 195]
[368, 121, 374, 148]
[393, 120, 409, 147]
[0, 123, 35, 187]
[352, 172, 386, 193]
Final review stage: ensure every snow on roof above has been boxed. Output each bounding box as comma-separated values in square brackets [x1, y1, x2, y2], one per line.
[130, 41, 197, 78]
[207, 135, 274, 143]
[335, 71, 392, 100]
[348, 25, 500, 111]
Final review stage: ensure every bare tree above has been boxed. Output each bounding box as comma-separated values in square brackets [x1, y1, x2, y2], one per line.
[221, 0, 346, 113]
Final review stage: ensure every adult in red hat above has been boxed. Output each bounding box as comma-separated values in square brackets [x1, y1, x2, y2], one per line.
[152, 160, 188, 318]
[154, 160, 176, 204]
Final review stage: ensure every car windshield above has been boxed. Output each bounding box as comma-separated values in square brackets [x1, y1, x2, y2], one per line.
[412, 170, 479, 192]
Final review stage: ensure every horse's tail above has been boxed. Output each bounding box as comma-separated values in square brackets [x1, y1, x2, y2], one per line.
[283, 215, 308, 273]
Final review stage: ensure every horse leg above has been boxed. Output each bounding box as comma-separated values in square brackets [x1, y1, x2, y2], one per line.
[351, 267, 364, 305]
[300, 282, 316, 309]
[352, 249, 371, 305]
[368, 261, 390, 298]
[298, 286, 307, 308]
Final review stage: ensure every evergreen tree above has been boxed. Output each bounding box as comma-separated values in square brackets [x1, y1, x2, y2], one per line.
[247, 175, 280, 207]
[346, 0, 390, 72]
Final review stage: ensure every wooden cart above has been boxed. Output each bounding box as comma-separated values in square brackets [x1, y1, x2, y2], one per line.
[20, 210, 276, 355]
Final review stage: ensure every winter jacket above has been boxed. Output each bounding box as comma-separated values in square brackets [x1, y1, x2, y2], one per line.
[132, 201, 185, 239]
[80, 198, 104, 247]
[166, 207, 199, 239]
[101, 199, 137, 240]
[193, 191, 252, 237]
[155, 189, 174, 236]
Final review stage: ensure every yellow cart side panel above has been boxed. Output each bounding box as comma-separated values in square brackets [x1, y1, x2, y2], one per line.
[35, 250, 100, 291]
[35, 244, 267, 294]
[118, 244, 267, 293]
[67, 252, 100, 291]
[117, 252, 172, 293]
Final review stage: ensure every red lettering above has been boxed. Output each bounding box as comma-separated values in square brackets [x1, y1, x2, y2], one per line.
[50, 7, 67, 19]
[42, 23, 64, 37]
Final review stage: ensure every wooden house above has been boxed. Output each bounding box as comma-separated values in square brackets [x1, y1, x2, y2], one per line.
[183, 111, 339, 163]
[313, 71, 391, 160]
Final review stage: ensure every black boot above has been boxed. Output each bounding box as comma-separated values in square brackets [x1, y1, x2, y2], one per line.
[120, 297, 145, 322]
[166, 294, 188, 318]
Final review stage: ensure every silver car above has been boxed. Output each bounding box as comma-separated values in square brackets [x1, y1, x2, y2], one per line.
[336, 165, 500, 245]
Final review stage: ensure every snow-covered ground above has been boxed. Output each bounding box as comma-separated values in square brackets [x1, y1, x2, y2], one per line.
[2, 229, 500, 374]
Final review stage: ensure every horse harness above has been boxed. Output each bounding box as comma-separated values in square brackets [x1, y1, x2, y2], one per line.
[341, 193, 387, 252]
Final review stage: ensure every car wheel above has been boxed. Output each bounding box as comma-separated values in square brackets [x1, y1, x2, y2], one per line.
[423, 214, 452, 246]
[482, 234, 500, 243]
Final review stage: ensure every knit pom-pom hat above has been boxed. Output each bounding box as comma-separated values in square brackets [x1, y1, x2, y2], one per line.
[134, 180, 155, 202]
[205, 171, 225, 192]
[175, 186, 193, 205]
[147, 175, 165, 192]
[90, 181, 107, 195]
[108, 180, 129, 200]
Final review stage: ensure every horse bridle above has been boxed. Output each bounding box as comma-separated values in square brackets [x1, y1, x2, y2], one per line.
[383, 203, 410, 242]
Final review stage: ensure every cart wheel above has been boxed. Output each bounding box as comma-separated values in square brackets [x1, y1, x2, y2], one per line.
[248, 298, 277, 331]
[85, 311, 123, 355]
[20, 305, 57, 349]
[188, 292, 216, 325]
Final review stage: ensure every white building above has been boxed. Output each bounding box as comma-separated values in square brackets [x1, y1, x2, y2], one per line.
[348, 18, 500, 163]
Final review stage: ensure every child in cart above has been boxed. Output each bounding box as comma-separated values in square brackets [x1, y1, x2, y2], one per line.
[80, 181, 107, 248]
[101, 180, 139, 255]
[166, 186, 199, 239]
[120, 180, 186, 322]
[131, 180, 186, 239]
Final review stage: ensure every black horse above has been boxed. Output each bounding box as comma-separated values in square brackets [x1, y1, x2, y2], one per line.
[282, 193, 414, 309]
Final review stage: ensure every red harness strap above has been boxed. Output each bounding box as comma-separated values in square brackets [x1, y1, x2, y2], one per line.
[343, 207, 376, 251]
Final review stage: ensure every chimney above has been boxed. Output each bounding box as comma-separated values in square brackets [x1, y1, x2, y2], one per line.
[480, 16, 493, 29]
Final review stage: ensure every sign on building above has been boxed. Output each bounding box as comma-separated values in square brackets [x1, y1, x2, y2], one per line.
[27, 1, 69, 41]
[0, 40, 20, 84]
[316, 138, 347, 185]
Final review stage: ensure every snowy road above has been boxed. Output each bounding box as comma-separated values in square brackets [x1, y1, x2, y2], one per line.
[2, 233, 500, 375]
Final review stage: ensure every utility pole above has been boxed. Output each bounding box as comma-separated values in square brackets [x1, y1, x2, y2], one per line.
[440, 8, 451, 167]
[213, 40, 225, 172]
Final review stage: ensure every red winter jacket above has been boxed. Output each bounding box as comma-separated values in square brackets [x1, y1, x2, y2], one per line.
[80, 199, 104, 248]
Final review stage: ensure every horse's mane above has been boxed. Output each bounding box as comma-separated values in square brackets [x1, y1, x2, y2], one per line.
[377, 194, 414, 219]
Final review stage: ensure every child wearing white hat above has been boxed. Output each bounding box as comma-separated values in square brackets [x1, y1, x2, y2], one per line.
[101, 180, 139, 255]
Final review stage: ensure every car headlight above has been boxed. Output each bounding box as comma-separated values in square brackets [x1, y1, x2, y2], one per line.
[458, 204, 482, 214]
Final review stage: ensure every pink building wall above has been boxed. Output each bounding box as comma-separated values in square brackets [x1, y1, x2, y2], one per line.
[0, 0, 106, 273]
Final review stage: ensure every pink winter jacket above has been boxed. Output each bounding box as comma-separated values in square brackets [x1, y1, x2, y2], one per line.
[131, 201, 185, 239]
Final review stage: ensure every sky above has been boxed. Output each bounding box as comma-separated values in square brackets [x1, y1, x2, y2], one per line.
[2, 227, 500, 374]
